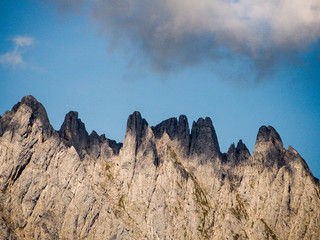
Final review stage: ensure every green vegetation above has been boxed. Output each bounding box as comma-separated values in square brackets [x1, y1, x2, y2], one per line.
[230, 182, 235, 192]
[114, 209, 121, 218]
[105, 162, 111, 171]
[194, 182, 211, 239]
[167, 145, 213, 239]
[168, 146, 178, 160]
[183, 225, 188, 239]
[104, 162, 114, 181]
[106, 173, 113, 180]
[230, 207, 241, 221]
[230, 194, 249, 221]
[250, 180, 255, 189]
[118, 195, 126, 210]
[260, 218, 277, 240]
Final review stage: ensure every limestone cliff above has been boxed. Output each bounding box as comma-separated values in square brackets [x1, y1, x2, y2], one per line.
[0, 96, 319, 240]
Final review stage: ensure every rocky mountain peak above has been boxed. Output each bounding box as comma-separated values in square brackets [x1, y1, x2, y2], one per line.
[88, 130, 108, 148]
[1, 96, 319, 240]
[256, 125, 283, 149]
[151, 114, 190, 152]
[59, 111, 89, 154]
[87, 130, 122, 157]
[177, 115, 190, 150]
[236, 139, 246, 150]
[18, 95, 50, 122]
[125, 111, 149, 152]
[89, 130, 105, 142]
[227, 142, 236, 152]
[0, 95, 53, 138]
[152, 117, 177, 139]
[18, 95, 48, 120]
[21, 95, 40, 108]
[227, 139, 251, 163]
[126, 111, 148, 134]
[9, 95, 38, 112]
[190, 117, 220, 160]
[253, 126, 285, 169]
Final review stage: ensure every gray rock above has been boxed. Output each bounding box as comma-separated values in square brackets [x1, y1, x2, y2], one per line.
[190, 117, 221, 161]
[254, 125, 285, 169]
[125, 111, 149, 153]
[0, 95, 319, 240]
[59, 111, 89, 156]
[256, 125, 283, 149]
[177, 115, 190, 150]
[152, 117, 178, 139]
[151, 115, 190, 153]
[226, 139, 251, 163]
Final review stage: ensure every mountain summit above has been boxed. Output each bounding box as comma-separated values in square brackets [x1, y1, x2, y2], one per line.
[0, 96, 319, 240]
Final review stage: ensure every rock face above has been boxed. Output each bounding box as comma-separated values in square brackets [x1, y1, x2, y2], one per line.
[0, 95, 319, 240]
[152, 115, 190, 152]
[226, 139, 251, 164]
[59, 111, 89, 155]
[189, 117, 221, 161]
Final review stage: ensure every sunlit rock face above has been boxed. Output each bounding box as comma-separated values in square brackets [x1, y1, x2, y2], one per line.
[0, 95, 319, 240]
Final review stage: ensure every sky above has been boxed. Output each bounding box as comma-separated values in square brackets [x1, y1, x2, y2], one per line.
[0, 0, 319, 178]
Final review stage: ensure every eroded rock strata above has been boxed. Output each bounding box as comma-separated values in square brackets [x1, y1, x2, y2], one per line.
[0, 95, 319, 239]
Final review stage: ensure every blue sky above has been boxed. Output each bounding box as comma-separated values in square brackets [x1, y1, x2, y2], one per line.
[1, 0, 320, 178]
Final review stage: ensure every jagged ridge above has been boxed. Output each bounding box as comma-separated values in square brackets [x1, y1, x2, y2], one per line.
[0, 95, 319, 240]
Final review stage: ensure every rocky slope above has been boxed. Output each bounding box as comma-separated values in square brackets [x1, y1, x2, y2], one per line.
[0, 95, 319, 240]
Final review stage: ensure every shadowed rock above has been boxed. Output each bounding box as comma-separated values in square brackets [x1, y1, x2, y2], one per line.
[227, 140, 251, 163]
[152, 115, 190, 152]
[190, 117, 220, 160]
[126, 111, 149, 152]
[1, 96, 320, 240]
[0, 95, 53, 138]
[59, 113, 123, 157]
[254, 125, 285, 168]
[59, 111, 89, 154]
[177, 115, 190, 151]
[107, 139, 123, 155]
[89, 131, 123, 157]
[256, 125, 283, 149]
[89, 130, 106, 144]
[152, 117, 178, 139]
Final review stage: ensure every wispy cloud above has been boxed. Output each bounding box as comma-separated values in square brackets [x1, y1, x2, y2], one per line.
[52, 0, 320, 80]
[0, 36, 34, 67]
[0, 52, 23, 65]
[12, 36, 34, 47]
[53, 0, 86, 13]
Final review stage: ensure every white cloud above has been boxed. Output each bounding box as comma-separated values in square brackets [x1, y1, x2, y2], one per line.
[0, 36, 34, 67]
[12, 36, 34, 47]
[53, 0, 320, 78]
[0, 52, 23, 65]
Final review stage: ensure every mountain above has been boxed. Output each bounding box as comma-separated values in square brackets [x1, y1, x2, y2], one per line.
[0, 95, 319, 240]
